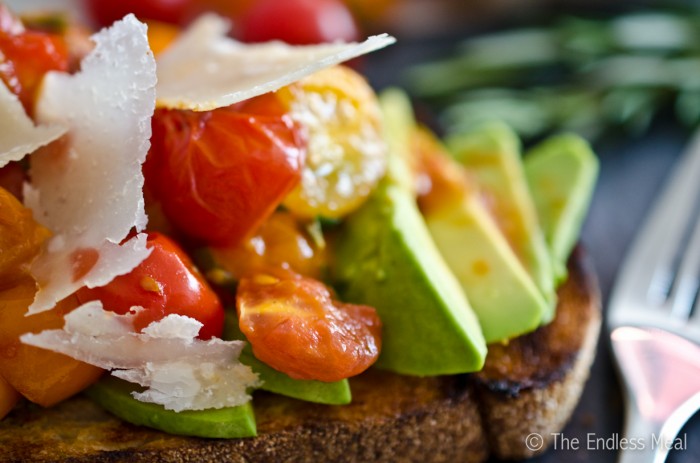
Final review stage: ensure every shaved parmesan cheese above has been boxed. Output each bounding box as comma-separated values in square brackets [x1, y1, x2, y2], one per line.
[21, 301, 260, 412]
[0, 82, 66, 168]
[25, 15, 156, 314]
[156, 14, 396, 111]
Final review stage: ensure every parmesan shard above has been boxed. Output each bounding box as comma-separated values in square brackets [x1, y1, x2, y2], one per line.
[21, 301, 260, 412]
[0, 82, 66, 168]
[25, 14, 156, 314]
[156, 14, 396, 111]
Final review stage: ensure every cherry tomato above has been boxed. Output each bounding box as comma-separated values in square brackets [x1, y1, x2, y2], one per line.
[184, 0, 257, 26]
[76, 232, 224, 340]
[237, 273, 381, 382]
[0, 374, 19, 419]
[238, 0, 359, 45]
[84, 0, 191, 27]
[0, 6, 69, 115]
[0, 162, 27, 201]
[0, 278, 105, 407]
[145, 93, 306, 247]
[145, 20, 180, 56]
[278, 65, 387, 219]
[0, 188, 51, 283]
[208, 211, 327, 281]
[412, 126, 479, 215]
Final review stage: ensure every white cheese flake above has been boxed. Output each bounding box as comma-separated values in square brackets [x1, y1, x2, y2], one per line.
[21, 301, 260, 412]
[25, 14, 156, 314]
[0, 82, 66, 168]
[156, 13, 396, 111]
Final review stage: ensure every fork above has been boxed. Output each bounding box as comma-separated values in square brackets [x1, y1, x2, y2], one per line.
[608, 130, 700, 463]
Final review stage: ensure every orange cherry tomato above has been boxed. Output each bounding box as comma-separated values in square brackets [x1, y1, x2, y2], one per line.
[146, 93, 306, 247]
[0, 278, 105, 407]
[145, 19, 179, 56]
[0, 5, 69, 115]
[0, 375, 20, 420]
[208, 211, 327, 281]
[413, 126, 480, 216]
[237, 273, 381, 382]
[0, 188, 51, 283]
[77, 232, 225, 339]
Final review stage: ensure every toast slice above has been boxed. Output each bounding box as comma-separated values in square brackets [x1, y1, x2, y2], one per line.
[473, 245, 601, 459]
[0, 246, 600, 463]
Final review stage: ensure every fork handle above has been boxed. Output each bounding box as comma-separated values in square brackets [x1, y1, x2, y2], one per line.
[618, 402, 664, 463]
[621, 391, 700, 463]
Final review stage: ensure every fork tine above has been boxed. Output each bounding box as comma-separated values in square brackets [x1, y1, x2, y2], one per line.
[671, 214, 700, 319]
[610, 131, 700, 463]
[610, 132, 700, 320]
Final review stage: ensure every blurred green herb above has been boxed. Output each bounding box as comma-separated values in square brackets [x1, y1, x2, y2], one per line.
[405, 11, 700, 141]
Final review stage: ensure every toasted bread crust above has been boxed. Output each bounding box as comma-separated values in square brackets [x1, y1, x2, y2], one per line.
[0, 373, 487, 463]
[0, 247, 599, 463]
[473, 246, 601, 459]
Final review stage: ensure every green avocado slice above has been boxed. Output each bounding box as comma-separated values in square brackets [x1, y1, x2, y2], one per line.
[334, 181, 487, 375]
[377, 90, 547, 343]
[524, 133, 599, 283]
[424, 181, 548, 342]
[331, 88, 486, 376]
[223, 312, 352, 405]
[447, 122, 556, 320]
[86, 377, 257, 438]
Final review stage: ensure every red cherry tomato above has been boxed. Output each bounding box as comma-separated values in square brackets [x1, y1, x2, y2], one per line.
[237, 273, 381, 382]
[238, 0, 360, 45]
[84, 0, 191, 27]
[0, 162, 27, 201]
[76, 232, 224, 340]
[145, 93, 306, 247]
[0, 6, 69, 114]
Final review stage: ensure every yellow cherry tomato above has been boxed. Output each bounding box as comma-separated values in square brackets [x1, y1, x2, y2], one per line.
[280, 65, 387, 219]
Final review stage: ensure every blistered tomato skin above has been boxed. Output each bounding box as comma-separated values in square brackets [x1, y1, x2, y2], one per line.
[237, 273, 381, 382]
[0, 278, 105, 407]
[76, 232, 225, 340]
[0, 6, 69, 114]
[146, 94, 306, 247]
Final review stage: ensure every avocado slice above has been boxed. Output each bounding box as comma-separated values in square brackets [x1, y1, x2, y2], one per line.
[334, 181, 487, 375]
[331, 89, 486, 376]
[379, 87, 419, 193]
[424, 184, 548, 342]
[223, 312, 352, 405]
[86, 377, 257, 438]
[524, 133, 599, 283]
[447, 122, 556, 320]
